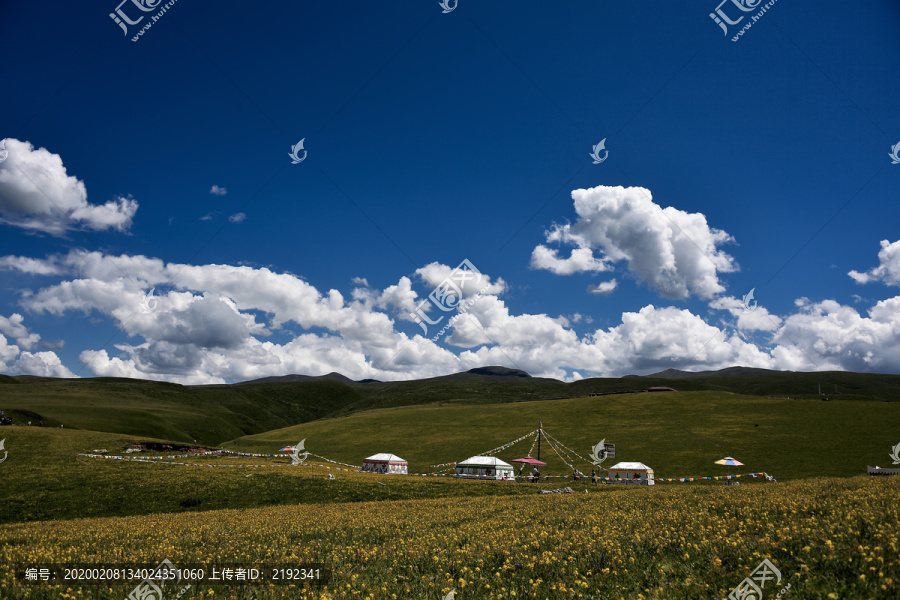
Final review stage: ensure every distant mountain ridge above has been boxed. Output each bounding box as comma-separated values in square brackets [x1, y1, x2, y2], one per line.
[628, 366, 789, 379]
[467, 366, 531, 377]
[240, 366, 531, 385]
[243, 365, 780, 384]
[2, 365, 899, 446]
[239, 372, 358, 385]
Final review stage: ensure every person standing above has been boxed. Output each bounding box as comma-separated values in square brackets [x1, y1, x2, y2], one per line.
[531, 466, 540, 483]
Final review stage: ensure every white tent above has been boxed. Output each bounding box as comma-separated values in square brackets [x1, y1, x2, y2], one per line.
[607, 461, 655, 485]
[362, 453, 408, 475]
[454, 456, 515, 481]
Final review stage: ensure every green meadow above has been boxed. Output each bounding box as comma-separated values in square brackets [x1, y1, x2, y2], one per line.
[1, 387, 898, 524]
[1, 371, 899, 598]
[228, 390, 899, 480]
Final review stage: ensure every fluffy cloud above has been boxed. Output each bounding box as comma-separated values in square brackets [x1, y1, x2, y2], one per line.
[405, 261, 507, 331]
[452, 302, 775, 380]
[228, 212, 246, 223]
[587, 280, 617, 295]
[7, 349, 75, 378]
[530, 246, 610, 275]
[849, 239, 900, 287]
[3, 250, 461, 382]
[414, 261, 506, 296]
[0, 138, 137, 235]
[210, 185, 227, 195]
[532, 185, 737, 300]
[771, 297, 900, 372]
[0, 255, 65, 275]
[708, 295, 783, 332]
[0, 313, 74, 377]
[0, 313, 41, 350]
[4, 243, 900, 383]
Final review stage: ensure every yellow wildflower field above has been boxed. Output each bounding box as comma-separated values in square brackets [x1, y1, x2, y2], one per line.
[1, 476, 897, 599]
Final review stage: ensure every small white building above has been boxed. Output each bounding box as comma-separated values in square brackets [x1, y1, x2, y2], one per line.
[454, 456, 515, 481]
[607, 461, 655, 485]
[362, 453, 408, 475]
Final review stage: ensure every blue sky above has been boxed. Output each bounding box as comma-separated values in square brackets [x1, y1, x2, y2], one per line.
[1, 0, 899, 382]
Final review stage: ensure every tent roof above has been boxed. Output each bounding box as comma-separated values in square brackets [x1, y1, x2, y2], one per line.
[511, 456, 547, 465]
[457, 456, 513, 468]
[608, 461, 653, 471]
[363, 453, 407, 463]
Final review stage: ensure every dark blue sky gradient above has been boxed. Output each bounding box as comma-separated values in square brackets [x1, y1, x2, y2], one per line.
[1, 1, 898, 379]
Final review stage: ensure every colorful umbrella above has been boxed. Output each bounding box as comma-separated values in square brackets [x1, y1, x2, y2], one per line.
[511, 456, 547, 465]
[715, 456, 744, 466]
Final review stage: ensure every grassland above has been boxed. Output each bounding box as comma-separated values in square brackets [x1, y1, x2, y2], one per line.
[0, 427, 541, 524]
[2, 368, 897, 444]
[1, 476, 897, 599]
[1, 371, 899, 598]
[1, 390, 897, 525]
[229, 390, 900, 481]
[0, 377, 363, 445]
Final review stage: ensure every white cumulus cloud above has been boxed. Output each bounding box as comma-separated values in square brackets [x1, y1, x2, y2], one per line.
[0, 313, 41, 350]
[0, 313, 74, 377]
[770, 297, 900, 373]
[5, 244, 900, 383]
[0, 138, 137, 235]
[532, 185, 737, 300]
[849, 239, 900, 287]
[708, 295, 782, 332]
[587, 280, 617, 295]
[530, 246, 610, 275]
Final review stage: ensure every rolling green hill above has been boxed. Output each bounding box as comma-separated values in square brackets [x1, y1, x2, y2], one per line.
[1, 386, 898, 524]
[2, 368, 897, 445]
[228, 390, 900, 481]
[0, 376, 363, 445]
[0, 427, 543, 524]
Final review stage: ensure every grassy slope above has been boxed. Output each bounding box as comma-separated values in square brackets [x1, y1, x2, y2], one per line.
[228, 390, 900, 481]
[2, 477, 898, 599]
[0, 377, 363, 445]
[1, 390, 898, 524]
[0, 427, 545, 524]
[2, 370, 897, 445]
